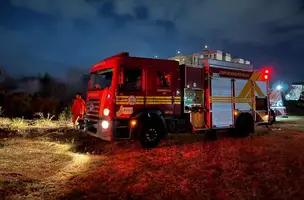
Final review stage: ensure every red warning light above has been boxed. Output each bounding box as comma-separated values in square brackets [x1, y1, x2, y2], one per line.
[261, 68, 270, 81]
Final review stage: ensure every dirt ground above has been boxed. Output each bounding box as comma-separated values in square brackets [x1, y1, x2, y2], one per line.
[1, 116, 304, 200]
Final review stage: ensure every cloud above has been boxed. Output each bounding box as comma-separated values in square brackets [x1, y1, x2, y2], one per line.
[108, 0, 304, 45]
[8, 0, 304, 45]
[1, 0, 304, 82]
[137, 0, 304, 44]
[10, 0, 98, 19]
[0, 14, 173, 77]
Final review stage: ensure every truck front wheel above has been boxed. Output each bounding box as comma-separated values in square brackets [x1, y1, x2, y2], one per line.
[138, 117, 166, 149]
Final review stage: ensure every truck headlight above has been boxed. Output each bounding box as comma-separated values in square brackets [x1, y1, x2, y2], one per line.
[103, 108, 110, 116]
[101, 120, 109, 129]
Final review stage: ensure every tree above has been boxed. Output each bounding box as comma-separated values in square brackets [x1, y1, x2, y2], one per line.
[0, 76, 17, 91]
[0, 66, 4, 83]
[39, 73, 53, 97]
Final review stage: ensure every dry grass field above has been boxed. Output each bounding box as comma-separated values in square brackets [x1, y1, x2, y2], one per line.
[1, 116, 304, 200]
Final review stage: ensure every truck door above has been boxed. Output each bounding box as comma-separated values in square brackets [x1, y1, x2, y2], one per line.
[149, 70, 174, 115]
[117, 67, 145, 117]
[211, 76, 233, 127]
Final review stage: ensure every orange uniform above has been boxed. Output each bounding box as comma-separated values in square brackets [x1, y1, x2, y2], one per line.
[71, 98, 86, 124]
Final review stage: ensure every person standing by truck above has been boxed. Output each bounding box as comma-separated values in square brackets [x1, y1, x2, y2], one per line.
[71, 92, 86, 127]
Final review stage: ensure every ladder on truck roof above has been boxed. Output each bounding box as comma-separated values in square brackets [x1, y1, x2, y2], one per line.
[207, 59, 253, 71]
[181, 58, 254, 72]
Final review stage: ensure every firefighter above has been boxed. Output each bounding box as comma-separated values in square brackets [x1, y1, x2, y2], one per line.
[164, 73, 171, 86]
[71, 92, 86, 126]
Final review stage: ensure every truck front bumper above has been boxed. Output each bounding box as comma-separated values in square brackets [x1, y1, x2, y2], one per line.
[85, 118, 133, 141]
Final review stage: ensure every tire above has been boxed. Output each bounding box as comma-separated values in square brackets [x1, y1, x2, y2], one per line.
[269, 109, 276, 125]
[138, 116, 166, 149]
[235, 113, 254, 137]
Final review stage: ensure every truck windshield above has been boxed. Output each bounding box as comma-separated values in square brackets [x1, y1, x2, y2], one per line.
[89, 68, 113, 90]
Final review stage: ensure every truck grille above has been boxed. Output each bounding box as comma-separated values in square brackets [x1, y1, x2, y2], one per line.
[86, 99, 100, 123]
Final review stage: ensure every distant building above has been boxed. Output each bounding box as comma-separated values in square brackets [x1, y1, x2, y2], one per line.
[285, 82, 304, 100]
[169, 55, 192, 65]
[232, 58, 244, 64]
[168, 48, 252, 67]
[201, 50, 223, 61]
[223, 53, 231, 62]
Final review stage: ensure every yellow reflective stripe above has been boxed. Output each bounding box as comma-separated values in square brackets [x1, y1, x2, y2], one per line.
[210, 96, 232, 103]
[116, 96, 144, 99]
[116, 102, 144, 105]
[210, 97, 233, 100]
[116, 102, 179, 105]
[146, 101, 172, 103]
[148, 96, 171, 99]
[210, 96, 253, 103]
[116, 96, 181, 100]
[147, 102, 173, 105]
[210, 97, 233, 99]
[210, 101, 232, 103]
[116, 101, 144, 103]
[116, 99, 144, 101]
[238, 71, 259, 98]
[116, 96, 175, 99]
[235, 99, 252, 103]
[115, 95, 181, 105]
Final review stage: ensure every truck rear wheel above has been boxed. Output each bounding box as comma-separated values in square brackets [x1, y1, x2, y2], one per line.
[138, 116, 166, 149]
[235, 113, 254, 137]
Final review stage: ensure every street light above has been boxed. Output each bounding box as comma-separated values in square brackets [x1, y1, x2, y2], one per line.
[276, 85, 282, 91]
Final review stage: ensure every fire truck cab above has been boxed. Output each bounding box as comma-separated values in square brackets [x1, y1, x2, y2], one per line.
[85, 52, 271, 148]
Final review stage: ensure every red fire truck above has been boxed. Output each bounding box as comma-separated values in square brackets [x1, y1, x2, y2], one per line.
[84, 52, 271, 148]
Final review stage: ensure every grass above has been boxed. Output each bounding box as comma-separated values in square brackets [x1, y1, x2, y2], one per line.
[0, 116, 73, 130]
[1, 116, 304, 199]
[276, 115, 304, 122]
[0, 139, 91, 199]
[0, 117, 73, 139]
[274, 116, 304, 131]
[59, 130, 304, 200]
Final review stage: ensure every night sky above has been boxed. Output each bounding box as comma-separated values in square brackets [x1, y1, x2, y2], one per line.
[0, 0, 304, 84]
